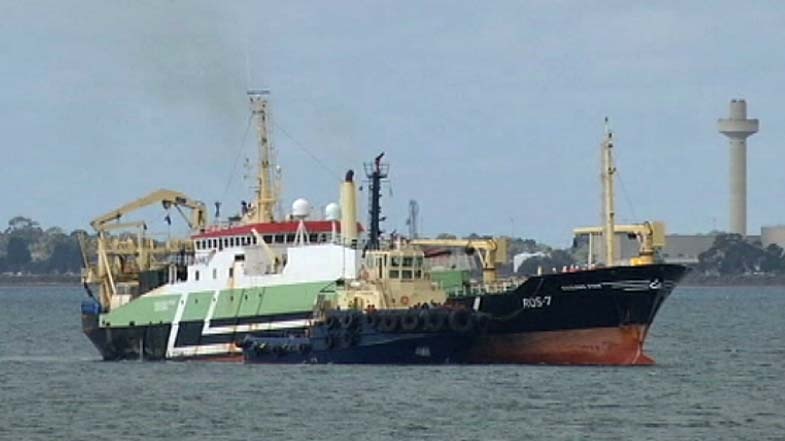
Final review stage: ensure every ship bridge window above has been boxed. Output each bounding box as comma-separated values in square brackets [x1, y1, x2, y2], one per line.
[389, 270, 399, 279]
[402, 270, 413, 280]
[391, 256, 401, 267]
[309, 233, 319, 243]
[275, 234, 284, 244]
[286, 234, 296, 244]
[402, 256, 414, 267]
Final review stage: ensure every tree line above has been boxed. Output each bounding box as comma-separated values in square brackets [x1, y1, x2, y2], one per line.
[0, 216, 86, 275]
[7, 214, 778, 278]
[697, 233, 785, 275]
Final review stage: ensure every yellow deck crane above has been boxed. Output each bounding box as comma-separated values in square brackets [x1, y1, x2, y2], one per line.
[573, 221, 666, 266]
[84, 189, 208, 308]
[410, 237, 509, 284]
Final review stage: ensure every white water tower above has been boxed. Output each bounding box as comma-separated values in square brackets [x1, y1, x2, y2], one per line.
[718, 99, 759, 236]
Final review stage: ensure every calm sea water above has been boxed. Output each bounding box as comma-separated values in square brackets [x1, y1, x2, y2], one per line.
[0, 285, 783, 441]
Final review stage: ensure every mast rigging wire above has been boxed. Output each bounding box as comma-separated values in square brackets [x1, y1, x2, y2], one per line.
[220, 114, 254, 203]
[272, 121, 342, 180]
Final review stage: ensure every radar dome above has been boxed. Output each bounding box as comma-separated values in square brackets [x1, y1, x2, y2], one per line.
[325, 203, 341, 221]
[291, 198, 311, 219]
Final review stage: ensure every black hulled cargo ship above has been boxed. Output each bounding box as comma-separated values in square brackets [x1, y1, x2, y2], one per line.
[239, 263, 686, 365]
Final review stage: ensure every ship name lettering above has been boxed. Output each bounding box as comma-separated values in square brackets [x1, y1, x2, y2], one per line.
[561, 283, 602, 291]
[153, 300, 176, 312]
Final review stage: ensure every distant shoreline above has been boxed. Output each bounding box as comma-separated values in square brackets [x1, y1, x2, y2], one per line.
[0, 275, 80, 287]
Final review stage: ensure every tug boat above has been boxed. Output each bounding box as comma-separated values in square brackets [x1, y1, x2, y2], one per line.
[80, 93, 687, 365]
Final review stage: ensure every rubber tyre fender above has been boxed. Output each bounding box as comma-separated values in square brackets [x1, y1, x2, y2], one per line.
[325, 315, 340, 330]
[340, 312, 358, 329]
[425, 310, 448, 332]
[253, 343, 269, 356]
[400, 311, 420, 332]
[474, 313, 490, 333]
[364, 312, 379, 328]
[448, 309, 474, 333]
[378, 313, 399, 333]
[235, 336, 253, 349]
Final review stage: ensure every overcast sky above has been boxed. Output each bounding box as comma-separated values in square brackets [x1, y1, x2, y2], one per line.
[1, 1, 784, 246]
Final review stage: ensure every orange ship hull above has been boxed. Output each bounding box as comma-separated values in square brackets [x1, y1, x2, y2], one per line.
[466, 325, 654, 366]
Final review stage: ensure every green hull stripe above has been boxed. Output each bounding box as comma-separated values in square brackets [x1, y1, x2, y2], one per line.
[100, 281, 336, 328]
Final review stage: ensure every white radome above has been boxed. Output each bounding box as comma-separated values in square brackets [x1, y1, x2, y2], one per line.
[292, 198, 311, 219]
[324, 202, 341, 221]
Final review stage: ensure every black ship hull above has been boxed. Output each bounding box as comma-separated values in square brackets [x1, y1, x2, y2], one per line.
[450, 263, 688, 365]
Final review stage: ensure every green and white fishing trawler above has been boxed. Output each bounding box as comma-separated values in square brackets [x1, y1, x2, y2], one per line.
[80, 91, 449, 361]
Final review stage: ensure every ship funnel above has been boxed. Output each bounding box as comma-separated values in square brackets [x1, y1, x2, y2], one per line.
[340, 170, 358, 244]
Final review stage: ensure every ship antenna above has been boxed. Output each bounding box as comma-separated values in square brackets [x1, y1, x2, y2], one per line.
[602, 117, 616, 266]
[247, 90, 278, 223]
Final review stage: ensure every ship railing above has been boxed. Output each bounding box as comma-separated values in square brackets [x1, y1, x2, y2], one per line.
[447, 278, 525, 297]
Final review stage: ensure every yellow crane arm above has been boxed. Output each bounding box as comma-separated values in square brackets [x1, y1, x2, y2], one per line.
[573, 221, 666, 265]
[410, 237, 509, 283]
[90, 189, 207, 232]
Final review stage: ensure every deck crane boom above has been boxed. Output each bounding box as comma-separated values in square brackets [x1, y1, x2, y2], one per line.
[573, 221, 666, 266]
[90, 188, 208, 233]
[84, 189, 208, 308]
[410, 237, 509, 284]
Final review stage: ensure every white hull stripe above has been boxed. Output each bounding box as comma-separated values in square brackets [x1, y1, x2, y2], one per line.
[167, 289, 311, 358]
[165, 291, 190, 358]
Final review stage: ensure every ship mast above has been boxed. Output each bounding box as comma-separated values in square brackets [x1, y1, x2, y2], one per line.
[601, 118, 616, 266]
[364, 152, 389, 250]
[248, 90, 278, 223]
